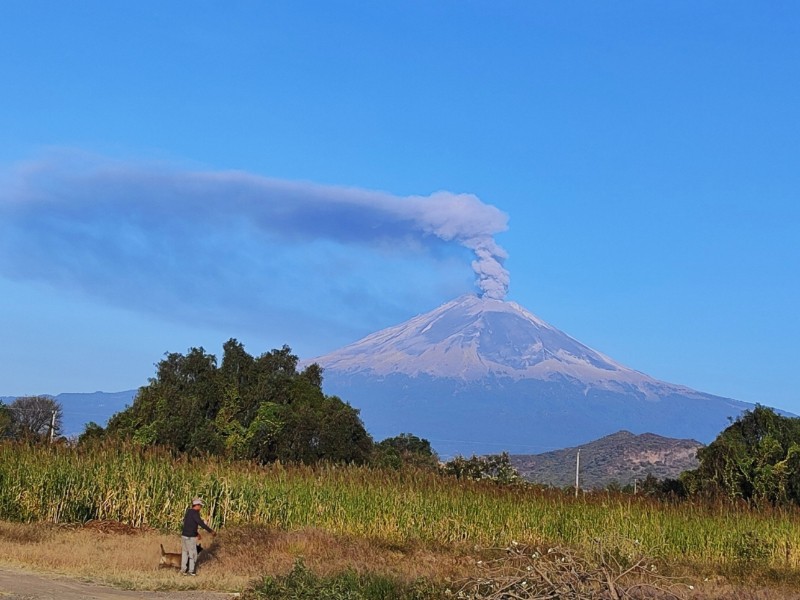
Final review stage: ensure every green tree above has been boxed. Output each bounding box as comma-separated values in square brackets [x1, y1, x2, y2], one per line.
[638, 473, 686, 499]
[299, 363, 324, 389]
[373, 433, 439, 470]
[108, 347, 221, 452]
[683, 405, 800, 505]
[271, 381, 373, 465]
[442, 452, 521, 484]
[0, 402, 13, 439]
[77, 421, 106, 446]
[316, 394, 373, 464]
[218, 338, 256, 422]
[243, 401, 285, 462]
[105, 339, 372, 465]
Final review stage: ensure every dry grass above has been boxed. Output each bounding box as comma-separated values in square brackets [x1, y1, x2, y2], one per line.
[0, 521, 800, 600]
[2, 521, 799, 598]
[0, 520, 475, 592]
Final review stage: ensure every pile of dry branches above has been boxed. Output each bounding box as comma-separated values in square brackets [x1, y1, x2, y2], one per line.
[451, 540, 690, 599]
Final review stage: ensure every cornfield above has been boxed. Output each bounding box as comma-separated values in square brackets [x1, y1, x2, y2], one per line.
[2, 441, 799, 570]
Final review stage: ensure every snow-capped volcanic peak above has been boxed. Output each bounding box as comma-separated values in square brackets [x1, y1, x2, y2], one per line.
[310, 294, 660, 388]
[305, 294, 755, 454]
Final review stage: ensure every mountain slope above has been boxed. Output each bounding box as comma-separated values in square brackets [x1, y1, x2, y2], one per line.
[510, 430, 702, 489]
[317, 294, 718, 399]
[307, 294, 754, 456]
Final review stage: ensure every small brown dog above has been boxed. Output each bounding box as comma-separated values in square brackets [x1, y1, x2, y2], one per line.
[159, 535, 204, 570]
[159, 544, 183, 569]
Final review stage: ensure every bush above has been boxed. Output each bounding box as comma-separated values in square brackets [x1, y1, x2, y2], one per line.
[372, 434, 439, 470]
[441, 451, 521, 484]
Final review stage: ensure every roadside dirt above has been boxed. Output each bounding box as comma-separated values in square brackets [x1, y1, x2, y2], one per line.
[0, 567, 238, 600]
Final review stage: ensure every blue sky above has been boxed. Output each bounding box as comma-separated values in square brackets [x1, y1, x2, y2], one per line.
[1, 2, 798, 415]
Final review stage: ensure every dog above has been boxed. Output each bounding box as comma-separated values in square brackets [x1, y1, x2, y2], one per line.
[159, 537, 205, 570]
[159, 544, 183, 569]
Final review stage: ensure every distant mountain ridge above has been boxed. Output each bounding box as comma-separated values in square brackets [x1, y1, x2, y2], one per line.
[307, 294, 756, 457]
[510, 430, 703, 489]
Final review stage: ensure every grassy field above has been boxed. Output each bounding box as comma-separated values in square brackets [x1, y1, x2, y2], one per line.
[2, 441, 800, 597]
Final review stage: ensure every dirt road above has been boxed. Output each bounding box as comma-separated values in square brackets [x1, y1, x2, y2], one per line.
[0, 567, 238, 600]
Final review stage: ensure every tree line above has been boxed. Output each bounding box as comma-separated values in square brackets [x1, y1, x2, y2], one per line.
[6, 338, 800, 504]
[1, 339, 519, 479]
[95, 339, 373, 464]
[78, 339, 446, 470]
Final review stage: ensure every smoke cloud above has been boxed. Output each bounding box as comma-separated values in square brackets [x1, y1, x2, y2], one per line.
[0, 154, 509, 336]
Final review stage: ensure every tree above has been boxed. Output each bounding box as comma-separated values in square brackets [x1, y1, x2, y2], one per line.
[77, 421, 106, 446]
[373, 433, 439, 470]
[270, 382, 373, 465]
[107, 347, 221, 452]
[315, 395, 373, 464]
[105, 339, 374, 465]
[8, 396, 63, 441]
[218, 338, 256, 423]
[442, 452, 521, 484]
[638, 473, 687, 499]
[0, 402, 13, 439]
[299, 363, 323, 389]
[683, 405, 800, 505]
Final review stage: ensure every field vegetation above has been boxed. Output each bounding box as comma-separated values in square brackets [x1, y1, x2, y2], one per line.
[4, 340, 800, 597]
[2, 440, 800, 598]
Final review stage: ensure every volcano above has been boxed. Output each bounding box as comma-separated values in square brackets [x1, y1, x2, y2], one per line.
[306, 294, 754, 457]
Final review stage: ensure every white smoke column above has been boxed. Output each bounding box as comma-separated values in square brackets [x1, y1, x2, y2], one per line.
[469, 240, 510, 300]
[405, 191, 510, 299]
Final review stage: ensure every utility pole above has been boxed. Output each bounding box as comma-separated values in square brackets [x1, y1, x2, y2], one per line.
[49, 409, 56, 444]
[575, 449, 580, 498]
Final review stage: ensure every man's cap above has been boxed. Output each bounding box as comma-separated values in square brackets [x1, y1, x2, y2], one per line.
[192, 497, 204, 506]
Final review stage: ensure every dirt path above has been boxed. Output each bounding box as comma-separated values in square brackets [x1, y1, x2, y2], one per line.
[0, 567, 238, 600]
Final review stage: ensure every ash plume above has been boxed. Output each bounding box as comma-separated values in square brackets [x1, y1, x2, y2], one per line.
[0, 154, 509, 333]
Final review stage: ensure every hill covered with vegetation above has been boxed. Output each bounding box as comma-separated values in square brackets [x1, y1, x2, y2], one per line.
[511, 431, 702, 489]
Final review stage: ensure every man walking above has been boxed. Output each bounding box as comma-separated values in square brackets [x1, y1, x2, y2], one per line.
[181, 497, 215, 575]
